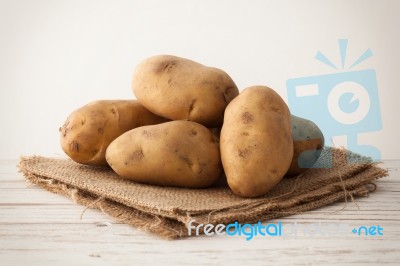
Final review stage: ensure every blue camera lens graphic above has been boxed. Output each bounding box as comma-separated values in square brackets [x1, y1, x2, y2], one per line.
[327, 80, 372, 126]
[339, 92, 359, 114]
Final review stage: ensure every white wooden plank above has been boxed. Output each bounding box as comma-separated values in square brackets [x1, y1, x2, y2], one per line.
[0, 160, 399, 265]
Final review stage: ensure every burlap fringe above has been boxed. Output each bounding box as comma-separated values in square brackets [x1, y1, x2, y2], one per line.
[18, 149, 389, 240]
[20, 167, 186, 239]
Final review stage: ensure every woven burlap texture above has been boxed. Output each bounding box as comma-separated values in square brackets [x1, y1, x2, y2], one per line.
[19, 147, 387, 239]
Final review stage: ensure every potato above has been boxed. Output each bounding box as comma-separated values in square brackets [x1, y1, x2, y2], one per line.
[286, 115, 324, 176]
[59, 100, 167, 166]
[220, 86, 293, 198]
[132, 55, 239, 127]
[106, 121, 222, 188]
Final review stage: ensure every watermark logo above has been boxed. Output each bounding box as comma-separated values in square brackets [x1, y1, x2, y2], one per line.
[352, 225, 384, 236]
[286, 39, 382, 163]
[188, 220, 384, 240]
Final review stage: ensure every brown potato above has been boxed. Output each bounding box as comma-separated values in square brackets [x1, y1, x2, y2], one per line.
[220, 86, 293, 198]
[132, 55, 239, 127]
[286, 115, 324, 176]
[106, 121, 222, 188]
[59, 100, 167, 166]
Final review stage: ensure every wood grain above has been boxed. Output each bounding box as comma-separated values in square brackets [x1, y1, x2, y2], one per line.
[0, 159, 399, 265]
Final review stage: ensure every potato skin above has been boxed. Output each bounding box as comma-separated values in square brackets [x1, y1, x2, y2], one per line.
[132, 55, 239, 127]
[106, 121, 222, 188]
[59, 100, 167, 166]
[220, 86, 293, 198]
[286, 115, 324, 176]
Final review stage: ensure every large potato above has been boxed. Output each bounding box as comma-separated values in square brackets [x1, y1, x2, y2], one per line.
[106, 121, 222, 188]
[132, 55, 239, 127]
[286, 115, 324, 176]
[59, 100, 167, 166]
[220, 86, 293, 198]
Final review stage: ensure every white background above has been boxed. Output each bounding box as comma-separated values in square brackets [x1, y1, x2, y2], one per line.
[0, 0, 399, 160]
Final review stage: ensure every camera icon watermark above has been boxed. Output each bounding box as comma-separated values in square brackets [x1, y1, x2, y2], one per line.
[287, 39, 382, 164]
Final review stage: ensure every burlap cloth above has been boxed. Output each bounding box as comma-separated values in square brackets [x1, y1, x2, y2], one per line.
[19, 147, 387, 239]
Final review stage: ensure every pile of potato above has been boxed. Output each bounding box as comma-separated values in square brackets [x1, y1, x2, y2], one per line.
[59, 55, 324, 198]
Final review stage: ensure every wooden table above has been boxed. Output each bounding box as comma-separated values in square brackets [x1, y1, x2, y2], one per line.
[1, 159, 399, 265]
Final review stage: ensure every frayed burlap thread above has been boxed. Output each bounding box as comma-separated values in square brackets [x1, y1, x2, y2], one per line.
[19, 147, 388, 239]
